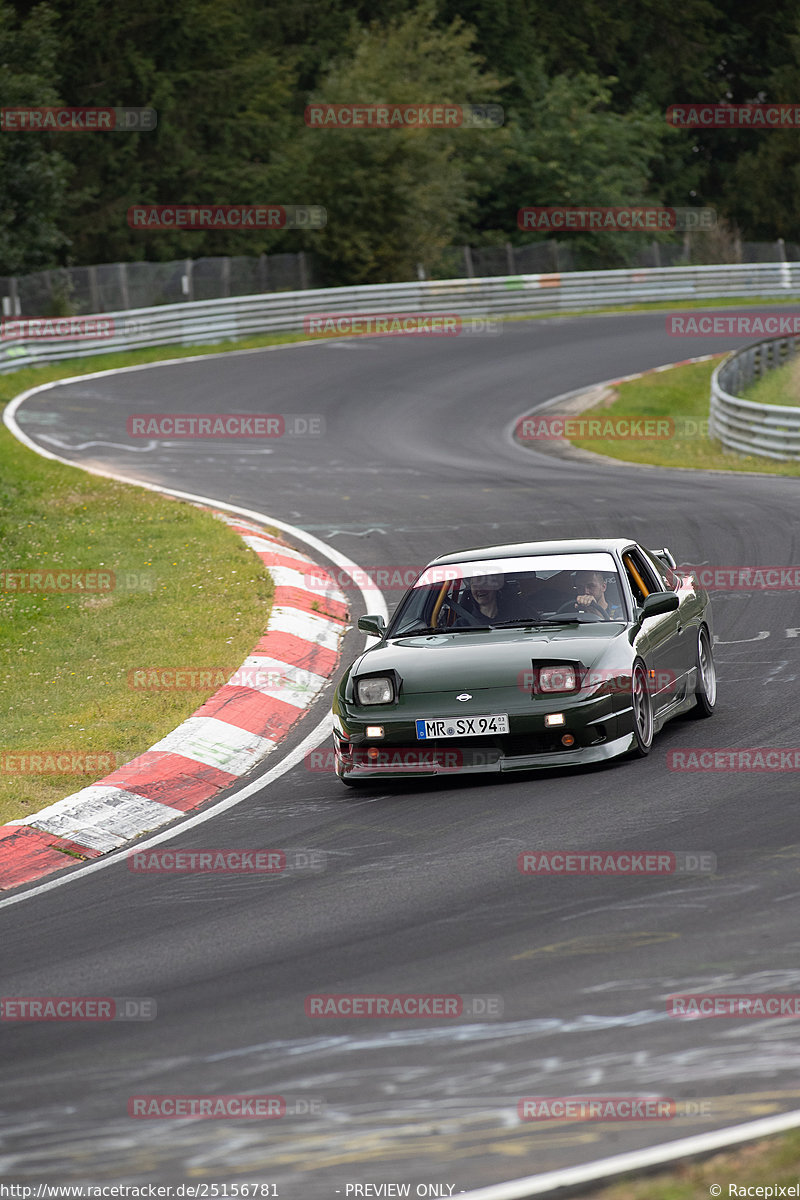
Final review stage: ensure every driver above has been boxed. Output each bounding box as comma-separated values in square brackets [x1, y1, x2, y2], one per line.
[571, 570, 622, 620]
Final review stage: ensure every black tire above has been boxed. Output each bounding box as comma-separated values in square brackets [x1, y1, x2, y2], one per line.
[630, 660, 654, 757]
[689, 626, 717, 718]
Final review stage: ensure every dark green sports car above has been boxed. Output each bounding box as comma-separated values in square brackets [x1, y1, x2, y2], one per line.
[332, 538, 716, 783]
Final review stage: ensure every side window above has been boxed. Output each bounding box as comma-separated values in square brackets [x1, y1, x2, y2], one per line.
[623, 549, 661, 606]
[643, 548, 678, 592]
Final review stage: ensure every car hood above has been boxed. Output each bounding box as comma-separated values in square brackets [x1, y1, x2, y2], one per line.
[352, 625, 628, 695]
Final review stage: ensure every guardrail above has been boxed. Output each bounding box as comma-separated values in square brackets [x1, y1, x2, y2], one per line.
[710, 335, 800, 460]
[2, 260, 799, 375]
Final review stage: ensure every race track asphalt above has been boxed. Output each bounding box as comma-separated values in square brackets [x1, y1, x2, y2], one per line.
[3, 309, 800, 1196]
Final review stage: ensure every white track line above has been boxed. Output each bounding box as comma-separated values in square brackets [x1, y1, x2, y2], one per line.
[459, 1108, 800, 1198]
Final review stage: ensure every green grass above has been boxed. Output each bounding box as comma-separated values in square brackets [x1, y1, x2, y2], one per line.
[0, 414, 275, 825]
[580, 1126, 800, 1200]
[743, 356, 800, 409]
[567, 359, 800, 475]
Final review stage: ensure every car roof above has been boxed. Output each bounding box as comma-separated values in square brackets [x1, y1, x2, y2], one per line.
[428, 538, 638, 567]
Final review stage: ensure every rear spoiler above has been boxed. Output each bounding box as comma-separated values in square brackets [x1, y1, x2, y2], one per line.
[651, 546, 677, 570]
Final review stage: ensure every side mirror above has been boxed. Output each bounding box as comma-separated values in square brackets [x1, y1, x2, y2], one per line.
[358, 613, 386, 638]
[640, 591, 679, 619]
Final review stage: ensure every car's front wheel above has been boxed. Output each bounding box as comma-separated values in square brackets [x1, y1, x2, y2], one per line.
[630, 660, 654, 756]
[689, 626, 717, 718]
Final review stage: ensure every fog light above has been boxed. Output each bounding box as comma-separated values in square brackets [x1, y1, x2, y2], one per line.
[366, 725, 384, 738]
[561, 733, 575, 747]
[545, 713, 565, 727]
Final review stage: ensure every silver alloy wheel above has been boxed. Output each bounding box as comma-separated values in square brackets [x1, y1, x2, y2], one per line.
[698, 628, 717, 706]
[632, 662, 653, 749]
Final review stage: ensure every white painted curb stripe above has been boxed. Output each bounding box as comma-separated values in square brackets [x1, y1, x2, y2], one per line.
[459, 1108, 800, 1199]
[266, 561, 347, 603]
[13, 787, 181, 854]
[230, 656, 329, 707]
[267, 607, 345, 649]
[239, 534, 310, 562]
[148, 716, 276, 776]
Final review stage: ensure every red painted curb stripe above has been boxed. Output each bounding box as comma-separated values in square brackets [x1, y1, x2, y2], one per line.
[226, 525, 294, 550]
[273, 585, 349, 622]
[252, 631, 339, 675]
[192, 686, 300, 741]
[0, 825, 95, 886]
[254, 550, 324, 574]
[100, 751, 237, 812]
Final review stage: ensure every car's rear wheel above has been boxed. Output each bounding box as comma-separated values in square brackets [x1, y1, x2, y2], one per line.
[689, 626, 717, 718]
[630, 661, 654, 756]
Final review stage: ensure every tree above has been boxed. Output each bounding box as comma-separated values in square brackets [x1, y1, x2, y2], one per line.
[490, 62, 674, 267]
[44, 0, 299, 263]
[0, 2, 72, 274]
[288, 1, 508, 284]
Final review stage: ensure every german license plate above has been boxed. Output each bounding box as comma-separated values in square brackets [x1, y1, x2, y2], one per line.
[415, 714, 509, 739]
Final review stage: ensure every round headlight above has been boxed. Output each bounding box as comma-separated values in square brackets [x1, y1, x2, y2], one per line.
[357, 676, 394, 705]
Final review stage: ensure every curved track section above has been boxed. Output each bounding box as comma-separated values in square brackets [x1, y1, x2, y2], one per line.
[3, 312, 800, 1195]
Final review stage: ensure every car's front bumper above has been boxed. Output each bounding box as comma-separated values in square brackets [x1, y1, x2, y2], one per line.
[333, 734, 636, 780]
[332, 686, 635, 781]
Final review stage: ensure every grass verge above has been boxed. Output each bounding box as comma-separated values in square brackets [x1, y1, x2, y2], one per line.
[580, 1126, 800, 1200]
[743, 356, 800, 409]
[568, 359, 800, 475]
[0, 408, 274, 826]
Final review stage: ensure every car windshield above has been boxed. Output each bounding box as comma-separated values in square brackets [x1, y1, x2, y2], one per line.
[388, 553, 627, 636]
